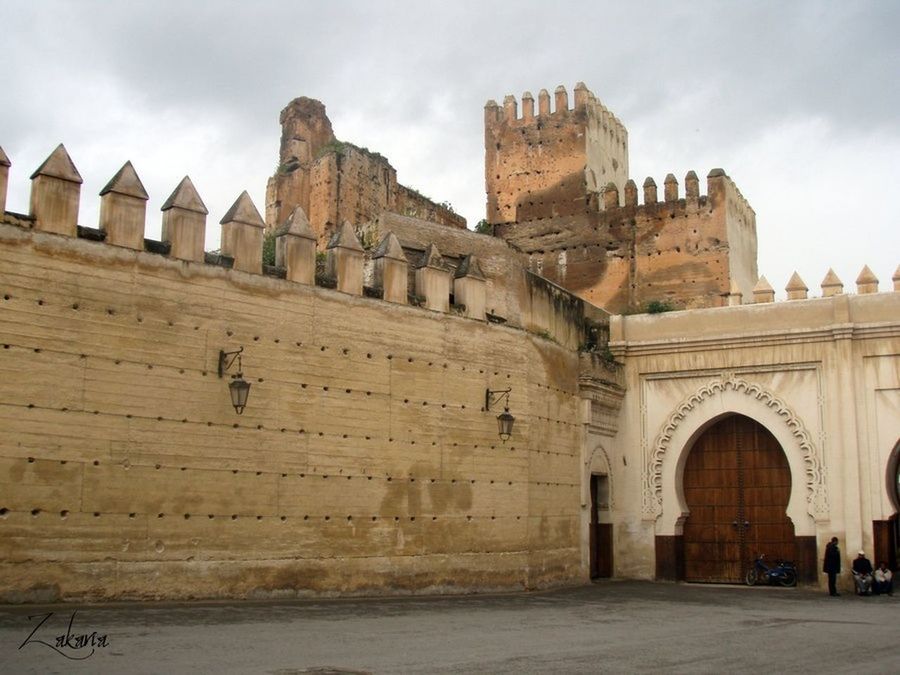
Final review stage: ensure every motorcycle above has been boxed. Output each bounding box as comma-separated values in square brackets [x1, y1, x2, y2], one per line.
[745, 554, 797, 587]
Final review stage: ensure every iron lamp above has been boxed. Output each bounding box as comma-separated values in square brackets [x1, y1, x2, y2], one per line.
[484, 387, 515, 442]
[218, 347, 251, 415]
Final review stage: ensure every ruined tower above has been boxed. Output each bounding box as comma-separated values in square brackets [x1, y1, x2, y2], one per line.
[267, 97, 465, 244]
[266, 97, 336, 233]
[486, 83, 757, 314]
[484, 82, 629, 224]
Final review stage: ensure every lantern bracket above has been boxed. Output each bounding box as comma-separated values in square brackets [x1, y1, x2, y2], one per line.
[218, 347, 244, 379]
[484, 387, 511, 413]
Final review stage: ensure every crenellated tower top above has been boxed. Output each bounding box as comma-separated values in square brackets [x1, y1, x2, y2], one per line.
[484, 82, 629, 225]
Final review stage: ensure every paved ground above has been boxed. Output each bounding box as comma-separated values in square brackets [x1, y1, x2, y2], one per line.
[0, 581, 896, 674]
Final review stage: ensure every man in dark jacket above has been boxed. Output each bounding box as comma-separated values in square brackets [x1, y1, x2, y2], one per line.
[852, 550, 874, 595]
[823, 537, 841, 596]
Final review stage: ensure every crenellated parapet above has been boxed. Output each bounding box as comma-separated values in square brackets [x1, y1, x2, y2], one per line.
[741, 266, 900, 304]
[485, 82, 629, 224]
[0, 144, 507, 327]
[495, 167, 759, 314]
[485, 82, 627, 139]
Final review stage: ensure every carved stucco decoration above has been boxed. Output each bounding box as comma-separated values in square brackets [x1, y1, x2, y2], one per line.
[642, 375, 828, 520]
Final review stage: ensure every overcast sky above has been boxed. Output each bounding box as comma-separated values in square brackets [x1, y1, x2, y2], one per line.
[2, 1, 897, 298]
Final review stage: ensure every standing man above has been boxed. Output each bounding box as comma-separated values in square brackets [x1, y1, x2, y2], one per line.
[823, 536, 841, 596]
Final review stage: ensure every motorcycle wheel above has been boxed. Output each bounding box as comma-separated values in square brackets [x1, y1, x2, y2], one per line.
[778, 569, 797, 587]
[745, 569, 759, 586]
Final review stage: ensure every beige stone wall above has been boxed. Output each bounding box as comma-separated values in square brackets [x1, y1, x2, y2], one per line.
[0, 219, 586, 602]
[603, 291, 900, 586]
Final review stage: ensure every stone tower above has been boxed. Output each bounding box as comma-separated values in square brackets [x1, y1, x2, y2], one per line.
[484, 82, 629, 224]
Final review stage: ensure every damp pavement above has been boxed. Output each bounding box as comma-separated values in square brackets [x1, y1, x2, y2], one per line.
[0, 580, 897, 674]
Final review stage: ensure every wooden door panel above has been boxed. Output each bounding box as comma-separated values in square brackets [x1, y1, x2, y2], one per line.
[682, 414, 795, 583]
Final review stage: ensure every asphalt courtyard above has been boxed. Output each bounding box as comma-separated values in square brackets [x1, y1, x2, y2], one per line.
[0, 580, 896, 674]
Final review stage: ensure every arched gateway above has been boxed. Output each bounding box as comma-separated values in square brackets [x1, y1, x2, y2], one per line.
[682, 414, 794, 582]
[649, 377, 826, 584]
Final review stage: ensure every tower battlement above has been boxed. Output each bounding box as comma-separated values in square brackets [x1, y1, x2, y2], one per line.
[484, 83, 629, 225]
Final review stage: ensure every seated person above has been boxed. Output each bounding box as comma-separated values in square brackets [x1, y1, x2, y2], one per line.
[873, 562, 893, 596]
[852, 550, 874, 595]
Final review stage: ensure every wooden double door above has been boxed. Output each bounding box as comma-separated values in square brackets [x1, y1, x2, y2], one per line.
[682, 414, 795, 583]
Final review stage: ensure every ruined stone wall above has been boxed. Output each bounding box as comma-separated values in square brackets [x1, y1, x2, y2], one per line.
[496, 170, 757, 314]
[267, 97, 464, 244]
[308, 146, 398, 243]
[266, 97, 336, 231]
[484, 83, 628, 225]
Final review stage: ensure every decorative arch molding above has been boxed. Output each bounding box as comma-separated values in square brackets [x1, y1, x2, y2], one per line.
[642, 376, 828, 532]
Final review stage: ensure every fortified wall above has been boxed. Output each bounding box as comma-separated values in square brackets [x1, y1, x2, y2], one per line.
[487, 84, 757, 315]
[0, 144, 620, 602]
[266, 97, 465, 245]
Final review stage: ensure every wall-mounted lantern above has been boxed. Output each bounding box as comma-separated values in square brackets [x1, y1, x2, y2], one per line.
[484, 387, 515, 442]
[218, 347, 251, 414]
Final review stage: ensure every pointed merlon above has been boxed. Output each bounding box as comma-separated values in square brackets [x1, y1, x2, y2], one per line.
[785, 271, 807, 292]
[856, 264, 879, 294]
[821, 268, 843, 294]
[753, 276, 773, 293]
[893, 264, 900, 291]
[326, 220, 363, 251]
[707, 168, 726, 178]
[418, 242, 445, 270]
[855, 265, 878, 285]
[30, 143, 83, 183]
[643, 177, 656, 187]
[276, 205, 315, 239]
[161, 176, 208, 214]
[484, 100, 499, 108]
[664, 173, 678, 184]
[0, 146, 10, 167]
[752, 277, 775, 303]
[99, 161, 149, 200]
[753, 276, 775, 293]
[372, 231, 405, 261]
[220, 191, 265, 228]
[454, 254, 485, 280]
[785, 271, 808, 300]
